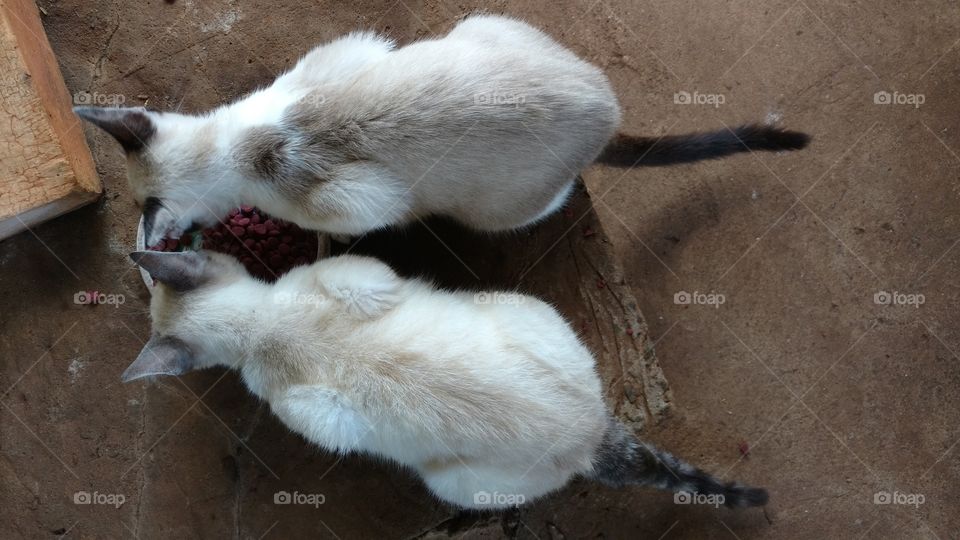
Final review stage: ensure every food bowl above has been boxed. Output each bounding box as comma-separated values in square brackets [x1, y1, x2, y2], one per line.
[135, 206, 327, 290]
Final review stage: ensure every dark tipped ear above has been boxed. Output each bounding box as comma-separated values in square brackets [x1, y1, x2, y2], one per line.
[141, 197, 179, 247]
[122, 336, 195, 382]
[74, 106, 156, 152]
[129, 250, 211, 292]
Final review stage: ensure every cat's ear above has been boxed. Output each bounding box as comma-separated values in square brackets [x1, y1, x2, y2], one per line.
[129, 250, 212, 292]
[122, 336, 195, 382]
[74, 106, 156, 152]
[142, 198, 182, 247]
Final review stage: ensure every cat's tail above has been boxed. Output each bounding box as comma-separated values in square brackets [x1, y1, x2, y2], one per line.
[587, 417, 768, 508]
[595, 124, 810, 167]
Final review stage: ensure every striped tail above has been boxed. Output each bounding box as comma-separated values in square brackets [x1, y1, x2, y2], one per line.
[588, 418, 768, 508]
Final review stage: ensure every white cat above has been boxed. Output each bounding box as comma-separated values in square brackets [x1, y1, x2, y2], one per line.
[77, 15, 808, 246]
[125, 249, 768, 509]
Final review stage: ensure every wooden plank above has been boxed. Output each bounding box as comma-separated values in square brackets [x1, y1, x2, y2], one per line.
[0, 0, 100, 239]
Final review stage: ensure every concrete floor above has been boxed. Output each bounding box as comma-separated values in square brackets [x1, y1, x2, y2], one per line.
[2, 0, 958, 538]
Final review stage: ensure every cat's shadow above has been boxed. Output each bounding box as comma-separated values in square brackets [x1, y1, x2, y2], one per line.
[333, 177, 734, 296]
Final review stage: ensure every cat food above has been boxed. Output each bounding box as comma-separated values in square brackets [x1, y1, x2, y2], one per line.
[149, 206, 319, 281]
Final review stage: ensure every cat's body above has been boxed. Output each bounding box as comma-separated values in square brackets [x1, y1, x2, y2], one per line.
[77, 15, 808, 246]
[126, 250, 768, 510]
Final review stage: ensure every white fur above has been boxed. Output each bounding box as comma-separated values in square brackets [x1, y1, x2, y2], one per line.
[143, 253, 608, 509]
[129, 15, 621, 245]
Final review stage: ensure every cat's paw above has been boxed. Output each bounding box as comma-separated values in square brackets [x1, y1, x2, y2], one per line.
[316, 255, 402, 318]
[334, 285, 399, 318]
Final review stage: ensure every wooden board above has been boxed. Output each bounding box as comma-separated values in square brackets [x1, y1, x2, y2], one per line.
[338, 181, 672, 432]
[0, 0, 100, 239]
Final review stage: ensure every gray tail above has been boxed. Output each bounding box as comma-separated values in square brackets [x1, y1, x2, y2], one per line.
[595, 124, 810, 167]
[588, 418, 768, 508]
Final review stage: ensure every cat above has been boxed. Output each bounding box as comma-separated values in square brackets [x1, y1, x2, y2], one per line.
[124, 249, 769, 510]
[76, 15, 809, 247]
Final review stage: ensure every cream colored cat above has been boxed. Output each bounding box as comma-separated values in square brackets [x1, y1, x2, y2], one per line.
[125, 249, 768, 510]
[78, 15, 808, 246]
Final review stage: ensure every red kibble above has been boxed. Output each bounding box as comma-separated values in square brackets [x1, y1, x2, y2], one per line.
[147, 206, 318, 282]
[738, 441, 750, 458]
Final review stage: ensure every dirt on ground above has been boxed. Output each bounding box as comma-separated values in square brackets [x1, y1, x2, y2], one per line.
[1, 0, 958, 538]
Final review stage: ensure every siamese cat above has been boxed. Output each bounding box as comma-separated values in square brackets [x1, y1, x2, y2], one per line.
[77, 15, 809, 246]
[124, 249, 768, 510]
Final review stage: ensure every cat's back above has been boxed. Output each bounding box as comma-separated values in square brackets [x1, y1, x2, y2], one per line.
[367, 286, 599, 387]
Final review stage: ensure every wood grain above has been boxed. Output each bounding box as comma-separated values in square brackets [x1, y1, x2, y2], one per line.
[0, 0, 99, 239]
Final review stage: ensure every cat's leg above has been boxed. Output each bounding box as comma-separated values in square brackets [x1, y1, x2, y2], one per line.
[303, 161, 416, 236]
[418, 460, 573, 509]
[310, 254, 402, 318]
[329, 233, 354, 245]
[271, 386, 374, 454]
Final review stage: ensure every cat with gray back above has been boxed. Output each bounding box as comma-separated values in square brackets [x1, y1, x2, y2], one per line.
[126, 249, 769, 509]
[76, 15, 809, 245]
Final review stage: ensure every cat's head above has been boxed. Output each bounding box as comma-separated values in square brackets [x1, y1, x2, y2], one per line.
[75, 107, 239, 246]
[123, 250, 251, 382]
